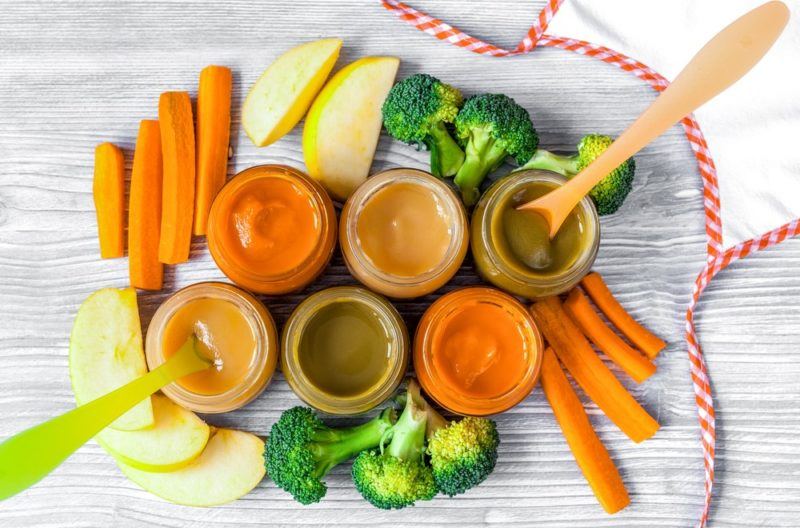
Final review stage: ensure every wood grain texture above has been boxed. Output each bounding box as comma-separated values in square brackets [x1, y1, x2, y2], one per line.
[1, 1, 799, 527]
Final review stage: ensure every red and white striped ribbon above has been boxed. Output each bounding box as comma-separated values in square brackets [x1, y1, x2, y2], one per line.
[380, 1, 800, 526]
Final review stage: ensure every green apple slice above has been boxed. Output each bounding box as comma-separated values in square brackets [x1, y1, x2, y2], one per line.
[243, 38, 342, 147]
[69, 288, 153, 431]
[118, 429, 266, 506]
[303, 56, 400, 201]
[97, 395, 210, 472]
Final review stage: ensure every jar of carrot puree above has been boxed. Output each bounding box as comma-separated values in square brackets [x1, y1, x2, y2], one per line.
[472, 170, 599, 299]
[414, 287, 543, 415]
[145, 282, 278, 413]
[282, 286, 409, 415]
[207, 165, 337, 295]
[340, 168, 468, 299]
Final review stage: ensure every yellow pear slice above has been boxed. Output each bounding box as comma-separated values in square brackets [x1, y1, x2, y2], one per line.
[303, 56, 400, 200]
[243, 38, 342, 147]
[97, 395, 210, 472]
[69, 288, 153, 431]
[118, 429, 266, 506]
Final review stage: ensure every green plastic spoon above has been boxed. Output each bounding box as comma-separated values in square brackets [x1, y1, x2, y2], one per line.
[0, 335, 211, 501]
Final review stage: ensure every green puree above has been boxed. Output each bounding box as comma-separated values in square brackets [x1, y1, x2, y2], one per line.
[493, 181, 587, 275]
[298, 301, 391, 398]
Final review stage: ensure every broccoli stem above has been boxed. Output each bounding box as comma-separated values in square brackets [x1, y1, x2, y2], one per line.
[386, 381, 428, 461]
[516, 149, 579, 176]
[426, 122, 465, 178]
[454, 129, 509, 206]
[310, 408, 396, 477]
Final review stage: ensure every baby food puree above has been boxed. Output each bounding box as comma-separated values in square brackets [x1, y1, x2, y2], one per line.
[341, 169, 468, 298]
[414, 287, 543, 415]
[208, 165, 336, 294]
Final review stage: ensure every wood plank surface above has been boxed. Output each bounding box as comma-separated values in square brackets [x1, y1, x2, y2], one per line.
[1, 1, 798, 527]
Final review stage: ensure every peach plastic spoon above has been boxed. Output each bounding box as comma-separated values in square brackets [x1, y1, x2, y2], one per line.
[0, 336, 210, 501]
[517, 1, 790, 238]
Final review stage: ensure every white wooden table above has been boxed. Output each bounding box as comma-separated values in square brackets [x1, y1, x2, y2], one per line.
[1, 1, 799, 526]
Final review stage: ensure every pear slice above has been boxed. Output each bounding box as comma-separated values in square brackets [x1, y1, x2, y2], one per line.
[243, 38, 342, 147]
[118, 429, 266, 506]
[69, 288, 153, 431]
[303, 56, 400, 201]
[97, 395, 210, 472]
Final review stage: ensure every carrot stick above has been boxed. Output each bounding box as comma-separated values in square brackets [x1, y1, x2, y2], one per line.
[193, 65, 232, 236]
[128, 120, 163, 290]
[564, 289, 656, 383]
[581, 272, 666, 359]
[158, 91, 195, 264]
[540, 348, 630, 514]
[93, 142, 125, 259]
[530, 297, 659, 443]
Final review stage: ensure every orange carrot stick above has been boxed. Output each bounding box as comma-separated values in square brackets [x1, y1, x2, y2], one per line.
[540, 348, 630, 514]
[93, 142, 125, 259]
[194, 65, 232, 236]
[158, 91, 195, 264]
[530, 297, 659, 443]
[564, 289, 656, 383]
[128, 120, 163, 290]
[581, 272, 666, 359]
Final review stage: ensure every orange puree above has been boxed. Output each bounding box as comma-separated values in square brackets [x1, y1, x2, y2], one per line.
[208, 165, 337, 294]
[414, 287, 543, 415]
[356, 181, 451, 277]
[163, 297, 256, 395]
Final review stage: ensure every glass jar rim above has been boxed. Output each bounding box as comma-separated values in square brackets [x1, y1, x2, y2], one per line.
[144, 282, 278, 413]
[478, 170, 600, 290]
[207, 164, 337, 292]
[342, 168, 468, 288]
[281, 286, 409, 415]
[414, 287, 543, 416]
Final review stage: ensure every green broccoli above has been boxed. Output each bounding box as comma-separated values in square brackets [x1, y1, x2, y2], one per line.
[265, 406, 395, 505]
[516, 134, 636, 215]
[382, 74, 465, 178]
[419, 397, 499, 496]
[453, 93, 538, 206]
[351, 380, 437, 509]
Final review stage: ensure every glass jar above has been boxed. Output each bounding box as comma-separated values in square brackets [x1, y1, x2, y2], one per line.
[340, 168, 468, 299]
[414, 287, 543, 416]
[282, 286, 409, 415]
[145, 282, 279, 413]
[207, 164, 337, 295]
[471, 170, 600, 299]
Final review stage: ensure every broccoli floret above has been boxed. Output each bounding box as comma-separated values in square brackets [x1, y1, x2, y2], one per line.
[382, 74, 465, 178]
[352, 380, 437, 509]
[516, 134, 636, 215]
[265, 406, 395, 505]
[453, 93, 538, 206]
[418, 398, 499, 496]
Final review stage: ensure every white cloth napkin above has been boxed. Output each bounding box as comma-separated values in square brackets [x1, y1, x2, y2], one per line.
[547, 0, 800, 249]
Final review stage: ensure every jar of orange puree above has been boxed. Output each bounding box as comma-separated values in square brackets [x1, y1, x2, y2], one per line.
[207, 165, 337, 295]
[145, 282, 279, 413]
[414, 287, 543, 415]
[341, 168, 468, 299]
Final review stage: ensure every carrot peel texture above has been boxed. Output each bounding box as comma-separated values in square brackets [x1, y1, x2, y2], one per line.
[541, 348, 630, 514]
[530, 296, 660, 443]
[93, 142, 125, 259]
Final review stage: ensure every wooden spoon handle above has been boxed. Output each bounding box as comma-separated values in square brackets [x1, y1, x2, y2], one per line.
[0, 337, 206, 501]
[520, 1, 790, 237]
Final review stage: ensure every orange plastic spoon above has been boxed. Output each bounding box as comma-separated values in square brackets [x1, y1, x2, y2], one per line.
[518, 1, 790, 238]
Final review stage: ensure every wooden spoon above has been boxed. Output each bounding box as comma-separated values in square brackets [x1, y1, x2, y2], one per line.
[0, 336, 211, 501]
[517, 1, 790, 238]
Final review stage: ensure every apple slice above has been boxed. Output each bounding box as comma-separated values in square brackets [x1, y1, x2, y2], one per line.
[243, 38, 342, 147]
[118, 429, 266, 506]
[69, 288, 153, 431]
[97, 395, 210, 472]
[303, 56, 400, 201]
